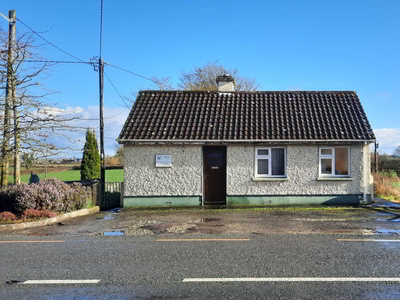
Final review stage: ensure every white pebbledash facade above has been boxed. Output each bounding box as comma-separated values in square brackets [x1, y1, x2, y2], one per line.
[123, 143, 373, 207]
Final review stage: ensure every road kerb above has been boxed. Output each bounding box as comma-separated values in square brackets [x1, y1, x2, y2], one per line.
[0, 206, 100, 232]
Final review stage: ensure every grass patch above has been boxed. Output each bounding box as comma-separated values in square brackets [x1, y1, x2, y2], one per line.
[8, 169, 124, 183]
[105, 169, 124, 182]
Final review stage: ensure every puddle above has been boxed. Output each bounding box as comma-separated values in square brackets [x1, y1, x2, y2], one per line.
[375, 229, 400, 235]
[103, 214, 115, 220]
[104, 208, 121, 220]
[376, 218, 400, 222]
[318, 229, 374, 235]
[191, 218, 220, 223]
[372, 203, 400, 209]
[103, 231, 124, 236]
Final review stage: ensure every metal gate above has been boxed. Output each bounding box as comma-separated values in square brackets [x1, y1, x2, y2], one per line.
[101, 182, 124, 210]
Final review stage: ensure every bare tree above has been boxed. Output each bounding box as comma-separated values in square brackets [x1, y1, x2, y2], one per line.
[0, 28, 86, 186]
[150, 76, 174, 91]
[178, 61, 260, 91]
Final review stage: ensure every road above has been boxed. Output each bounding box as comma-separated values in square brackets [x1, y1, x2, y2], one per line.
[1, 232, 400, 299]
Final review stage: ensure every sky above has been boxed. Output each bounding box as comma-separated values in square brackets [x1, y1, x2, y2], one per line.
[1, 0, 399, 156]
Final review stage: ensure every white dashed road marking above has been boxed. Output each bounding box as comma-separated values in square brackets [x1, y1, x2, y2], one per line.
[183, 277, 400, 282]
[21, 280, 100, 284]
[156, 239, 250, 242]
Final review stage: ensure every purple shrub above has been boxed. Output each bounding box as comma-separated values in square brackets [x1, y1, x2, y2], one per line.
[22, 209, 56, 219]
[0, 211, 17, 222]
[69, 183, 89, 210]
[0, 179, 90, 214]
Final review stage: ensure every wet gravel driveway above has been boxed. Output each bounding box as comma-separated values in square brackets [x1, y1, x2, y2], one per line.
[2, 205, 399, 238]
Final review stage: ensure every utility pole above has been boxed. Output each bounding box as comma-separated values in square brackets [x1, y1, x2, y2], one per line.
[99, 57, 105, 197]
[374, 141, 379, 173]
[1, 10, 16, 187]
[13, 42, 20, 185]
[98, 0, 105, 199]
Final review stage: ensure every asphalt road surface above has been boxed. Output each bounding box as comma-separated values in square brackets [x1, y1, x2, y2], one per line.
[1, 233, 400, 299]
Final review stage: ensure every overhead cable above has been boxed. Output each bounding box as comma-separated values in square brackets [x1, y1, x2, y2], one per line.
[16, 17, 87, 63]
[105, 62, 157, 84]
[104, 71, 131, 109]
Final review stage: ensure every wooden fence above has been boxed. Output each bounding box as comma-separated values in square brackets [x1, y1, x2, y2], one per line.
[102, 182, 124, 210]
[65, 180, 124, 210]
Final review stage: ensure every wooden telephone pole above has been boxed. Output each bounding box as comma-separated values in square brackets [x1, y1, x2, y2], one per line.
[1, 10, 16, 187]
[99, 57, 105, 197]
[99, 0, 105, 199]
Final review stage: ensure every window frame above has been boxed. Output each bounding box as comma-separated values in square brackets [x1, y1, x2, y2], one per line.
[255, 147, 287, 178]
[319, 146, 350, 177]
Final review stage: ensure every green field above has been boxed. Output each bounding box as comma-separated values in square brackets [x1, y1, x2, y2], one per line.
[8, 169, 124, 183]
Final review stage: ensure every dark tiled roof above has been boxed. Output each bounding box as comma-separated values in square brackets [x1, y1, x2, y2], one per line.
[118, 91, 375, 142]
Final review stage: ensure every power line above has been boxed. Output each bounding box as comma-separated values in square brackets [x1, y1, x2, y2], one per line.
[16, 17, 86, 63]
[104, 71, 131, 109]
[16, 60, 92, 64]
[104, 62, 158, 84]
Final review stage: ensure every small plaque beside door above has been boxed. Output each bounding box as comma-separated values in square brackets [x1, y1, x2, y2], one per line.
[156, 155, 172, 167]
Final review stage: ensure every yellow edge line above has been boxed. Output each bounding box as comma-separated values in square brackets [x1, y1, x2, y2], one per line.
[0, 241, 64, 243]
[337, 239, 400, 242]
[156, 239, 250, 242]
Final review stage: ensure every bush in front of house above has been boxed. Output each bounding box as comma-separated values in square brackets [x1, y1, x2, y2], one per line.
[22, 209, 56, 219]
[0, 178, 90, 215]
[0, 212, 17, 222]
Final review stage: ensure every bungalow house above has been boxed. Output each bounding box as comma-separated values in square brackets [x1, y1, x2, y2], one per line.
[117, 75, 375, 207]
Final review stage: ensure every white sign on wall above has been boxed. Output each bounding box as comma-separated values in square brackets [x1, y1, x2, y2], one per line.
[156, 155, 172, 167]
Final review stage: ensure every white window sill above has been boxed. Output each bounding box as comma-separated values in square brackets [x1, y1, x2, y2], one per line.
[253, 177, 288, 182]
[317, 177, 354, 181]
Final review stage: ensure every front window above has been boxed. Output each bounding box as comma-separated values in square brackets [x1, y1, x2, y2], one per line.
[319, 146, 350, 177]
[255, 147, 286, 177]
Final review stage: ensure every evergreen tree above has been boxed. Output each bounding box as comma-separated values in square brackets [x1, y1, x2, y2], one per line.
[80, 129, 100, 180]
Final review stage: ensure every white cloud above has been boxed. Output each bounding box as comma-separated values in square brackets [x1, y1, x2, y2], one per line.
[43, 105, 129, 158]
[374, 128, 400, 154]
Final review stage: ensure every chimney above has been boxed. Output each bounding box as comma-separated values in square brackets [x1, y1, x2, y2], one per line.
[216, 74, 236, 92]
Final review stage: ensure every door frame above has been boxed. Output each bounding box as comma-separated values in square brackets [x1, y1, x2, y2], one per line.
[202, 145, 227, 205]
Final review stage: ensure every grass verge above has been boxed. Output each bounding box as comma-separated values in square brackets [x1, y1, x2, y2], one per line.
[8, 169, 124, 183]
[374, 172, 400, 203]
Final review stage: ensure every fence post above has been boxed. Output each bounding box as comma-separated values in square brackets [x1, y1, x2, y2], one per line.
[120, 182, 124, 208]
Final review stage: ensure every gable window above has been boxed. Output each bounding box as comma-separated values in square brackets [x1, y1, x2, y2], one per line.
[319, 146, 350, 177]
[255, 147, 286, 178]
